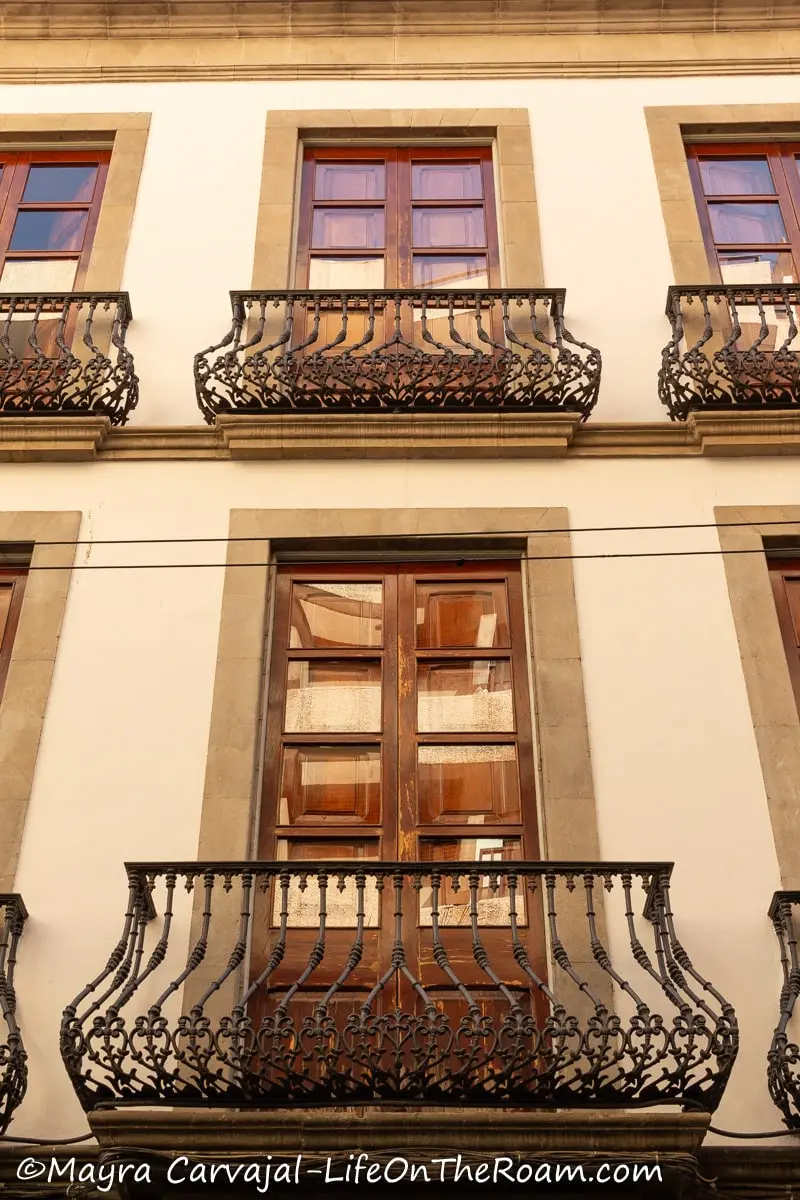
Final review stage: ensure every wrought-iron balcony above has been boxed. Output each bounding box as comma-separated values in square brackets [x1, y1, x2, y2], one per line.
[61, 860, 736, 1114]
[0, 894, 27, 1136]
[194, 289, 601, 421]
[660, 284, 800, 419]
[768, 891, 800, 1130]
[0, 292, 137, 425]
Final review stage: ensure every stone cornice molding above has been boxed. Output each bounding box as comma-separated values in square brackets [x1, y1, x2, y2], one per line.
[5, 1, 800, 39]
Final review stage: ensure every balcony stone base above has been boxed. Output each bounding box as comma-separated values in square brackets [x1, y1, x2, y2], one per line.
[688, 409, 800, 456]
[0, 416, 111, 461]
[89, 1106, 710, 1155]
[216, 411, 584, 459]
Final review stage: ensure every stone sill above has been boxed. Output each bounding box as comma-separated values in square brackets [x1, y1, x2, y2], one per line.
[89, 1107, 710, 1155]
[0, 416, 110, 462]
[2, 411, 799, 461]
[217, 411, 584, 459]
[688, 409, 800, 456]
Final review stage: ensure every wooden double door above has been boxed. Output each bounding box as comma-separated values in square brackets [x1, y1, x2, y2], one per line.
[250, 560, 546, 1041]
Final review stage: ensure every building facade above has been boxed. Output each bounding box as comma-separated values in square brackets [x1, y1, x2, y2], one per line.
[1, 2, 800, 1196]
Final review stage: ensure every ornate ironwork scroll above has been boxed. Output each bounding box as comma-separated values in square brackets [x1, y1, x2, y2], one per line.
[61, 861, 737, 1114]
[0, 293, 138, 425]
[659, 284, 800, 419]
[0, 895, 28, 1135]
[194, 290, 601, 421]
[768, 891, 800, 1129]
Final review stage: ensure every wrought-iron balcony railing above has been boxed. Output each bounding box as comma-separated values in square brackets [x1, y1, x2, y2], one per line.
[659, 284, 800, 419]
[0, 292, 137, 425]
[194, 290, 601, 421]
[768, 891, 800, 1130]
[0, 894, 27, 1135]
[61, 861, 736, 1114]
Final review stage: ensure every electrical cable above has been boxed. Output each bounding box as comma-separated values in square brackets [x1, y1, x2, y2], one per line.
[13, 513, 800, 547]
[9, 544, 800, 570]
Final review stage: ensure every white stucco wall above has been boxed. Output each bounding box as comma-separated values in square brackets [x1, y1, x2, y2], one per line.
[0, 74, 799, 422]
[0, 455, 793, 1142]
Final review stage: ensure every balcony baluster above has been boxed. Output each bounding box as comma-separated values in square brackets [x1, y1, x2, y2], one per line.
[194, 289, 600, 421]
[768, 891, 800, 1129]
[0, 895, 28, 1136]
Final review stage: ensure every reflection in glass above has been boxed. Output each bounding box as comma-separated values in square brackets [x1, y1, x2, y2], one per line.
[290, 582, 383, 648]
[412, 255, 488, 289]
[412, 207, 486, 248]
[699, 158, 774, 196]
[274, 840, 380, 928]
[23, 165, 97, 203]
[417, 660, 513, 732]
[411, 162, 482, 200]
[418, 837, 523, 926]
[285, 660, 381, 732]
[718, 250, 796, 285]
[279, 745, 380, 824]
[312, 208, 385, 249]
[0, 257, 77, 292]
[708, 202, 788, 244]
[308, 256, 385, 289]
[418, 744, 520, 824]
[314, 162, 385, 201]
[9, 210, 88, 252]
[416, 581, 510, 648]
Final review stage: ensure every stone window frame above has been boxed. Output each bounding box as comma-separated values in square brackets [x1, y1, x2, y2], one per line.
[197, 507, 596, 865]
[188, 507, 606, 1031]
[0, 512, 81, 891]
[645, 104, 800, 286]
[252, 108, 543, 290]
[717, 505, 800, 889]
[0, 113, 150, 293]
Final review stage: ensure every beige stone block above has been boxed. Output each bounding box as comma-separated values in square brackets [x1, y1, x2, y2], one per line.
[504, 238, 543, 287]
[8, 593, 67, 661]
[0, 709, 41, 802]
[740, 653, 800, 730]
[535, 658, 590, 728]
[0, 659, 54, 717]
[667, 239, 709, 285]
[196, 793, 255, 860]
[0, 799, 27, 890]
[753, 725, 800, 886]
[498, 164, 538, 204]
[660, 199, 706, 244]
[538, 722, 595, 800]
[252, 237, 292, 289]
[542, 795, 601, 859]
[496, 125, 534, 166]
[215, 591, 268, 663]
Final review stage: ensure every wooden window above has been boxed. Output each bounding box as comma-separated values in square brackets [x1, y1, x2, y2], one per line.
[296, 147, 500, 290]
[0, 569, 26, 703]
[259, 561, 537, 866]
[769, 557, 800, 714]
[252, 560, 544, 1031]
[0, 150, 110, 295]
[688, 143, 800, 284]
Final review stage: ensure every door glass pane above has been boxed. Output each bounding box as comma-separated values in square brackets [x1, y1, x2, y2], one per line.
[417, 660, 514, 732]
[308, 256, 385, 289]
[418, 837, 523, 926]
[9, 209, 88, 252]
[411, 162, 482, 200]
[412, 255, 488, 289]
[312, 208, 385, 249]
[418, 744, 520, 823]
[0, 258, 77, 292]
[698, 158, 774, 196]
[278, 745, 380, 824]
[275, 839, 380, 928]
[718, 250, 796, 285]
[314, 162, 385, 201]
[285, 660, 381, 732]
[412, 207, 486, 248]
[23, 164, 98, 203]
[707, 202, 788, 244]
[416, 581, 510, 648]
[290, 582, 383, 648]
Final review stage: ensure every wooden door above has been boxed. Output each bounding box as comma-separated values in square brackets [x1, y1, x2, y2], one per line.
[769, 557, 800, 714]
